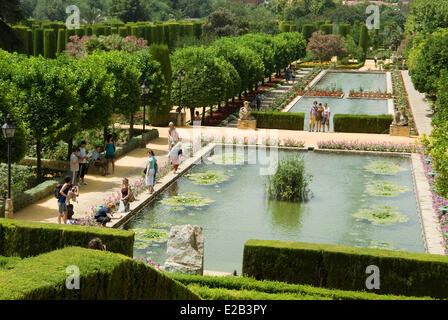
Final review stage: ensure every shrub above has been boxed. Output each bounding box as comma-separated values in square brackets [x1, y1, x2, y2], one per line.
[0, 247, 199, 300]
[266, 155, 312, 201]
[320, 24, 333, 35]
[0, 218, 134, 258]
[0, 164, 35, 198]
[242, 239, 448, 298]
[56, 28, 65, 53]
[339, 23, 350, 38]
[333, 114, 393, 134]
[302, 24, 314, 40]
[252, 111, 305, 130]
[168, 274, 428, 300]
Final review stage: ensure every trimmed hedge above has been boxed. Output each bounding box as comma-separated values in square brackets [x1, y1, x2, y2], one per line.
[33, 28, 44, 56]
[333, 114, 393, 134]
[0, 247, 199, 300]
[339, 23, 350, 38]
[57, 28, 65, 53]
[242, 239, 448, 298]
[252, 111, 305, 130]
[302, 24, 314, 40]
[43, 28, 56, 58]
[0, 218, 134, 258]
[168, 273, 427, 300]
[320, 24, 333, 35]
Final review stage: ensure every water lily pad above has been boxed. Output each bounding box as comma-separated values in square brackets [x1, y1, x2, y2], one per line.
[133, 228, 170, 244]
[369, 240, 395, 250]
[134, 242, 150, 249]
[170, 206, 186, 211]
[208, 152, 246, 165]
[187, 170, 229, 185]
[353, 206, 408, 226]
[364, 161, 407, 175]
[161, 192, 215, 207]
[149, 223, 171, 228]
[366, 181, 409, 197]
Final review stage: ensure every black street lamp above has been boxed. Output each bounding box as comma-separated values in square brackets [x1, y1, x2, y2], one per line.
[177, 69, 185, 114]
[140, 79, 149, 133]
[2, 114, 16, 218]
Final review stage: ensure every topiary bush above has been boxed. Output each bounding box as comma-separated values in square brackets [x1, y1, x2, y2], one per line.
[266, 155, 312, 202]
[0, 247, 199, 300]
[302, 24, 315, 40]
[252, 111, 305, 130]
[43, 28, 56, 58]
[242, 239, 448, 298]
[320, 24, 333, 35]
[33, 28, 44, 56]
[0, 218, 134, 258]
[333, 114, 393, 134]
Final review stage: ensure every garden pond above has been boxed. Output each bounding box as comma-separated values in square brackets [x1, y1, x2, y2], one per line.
[124, 148, 425, 273]
[288, 71, 390, 132]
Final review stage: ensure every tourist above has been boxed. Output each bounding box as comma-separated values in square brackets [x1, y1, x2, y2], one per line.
[66, 204, 78, 225]
[374, 55, 378, 66]
[309, 101, 318, 132]
[145, 149, 157, 194]
[168, 122, 179, 150]
[94, 203, 118, 226]
[322, 103, 331, 132]
[255, 93, 262, 111]
[91, 146, 107, 176]
[70, 148, 80, 185]
[168, 142, 183, 174]
[285, 68, 291, 84]
[118, 178, 132, 213]
[57, 176, 72, 225]
[402, 59, 406, 70]
[193, 111, 201, 126]
[291, 68, 296, 82]
[88, 237, 106, 251]
[78, 141, 88, 186]
[316, 103, 324, 132]
[104, 134, 115, 175]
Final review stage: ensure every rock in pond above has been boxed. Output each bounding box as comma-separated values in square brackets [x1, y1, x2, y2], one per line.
[164, 224, 204, 275]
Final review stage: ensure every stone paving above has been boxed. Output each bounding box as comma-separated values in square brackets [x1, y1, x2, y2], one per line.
[401, 71, 434, 136]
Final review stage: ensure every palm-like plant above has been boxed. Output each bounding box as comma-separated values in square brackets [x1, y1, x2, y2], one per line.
[82, 7, 105, 25]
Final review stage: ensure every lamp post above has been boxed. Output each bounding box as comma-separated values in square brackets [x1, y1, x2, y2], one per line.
[2, 114, 16, 218]
[140, 79, 149, 133]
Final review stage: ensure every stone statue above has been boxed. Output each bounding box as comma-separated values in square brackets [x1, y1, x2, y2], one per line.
[239, 101, 253, 120]
[392, 107, 409, 126]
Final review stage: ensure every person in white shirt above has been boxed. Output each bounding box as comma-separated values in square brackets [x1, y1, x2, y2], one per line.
[78, 141, 88, 186]
[322, 103, 331, 132]
[168, 122, 179, 150]
[70, 148, 80, 185]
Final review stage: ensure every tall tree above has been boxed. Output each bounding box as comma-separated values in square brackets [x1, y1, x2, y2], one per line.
[307, 31, 347, 63]
[110, 0, 146, 22]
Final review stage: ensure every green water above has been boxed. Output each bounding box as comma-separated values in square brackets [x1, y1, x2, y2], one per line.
[315, 71, 387, 92]
[124, 149, 425, 273]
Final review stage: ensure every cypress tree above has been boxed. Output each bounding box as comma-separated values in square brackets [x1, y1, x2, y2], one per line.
[320, 24, 333, 34]
[43, 28, 56, 58]
[118, 27, 128, 37]
[149, 44, 172, 126]
[302, 24, 314, 40]
[57, 28, 65, 53]
[359, 24, 369, 56]
[33, 28, 44, 56]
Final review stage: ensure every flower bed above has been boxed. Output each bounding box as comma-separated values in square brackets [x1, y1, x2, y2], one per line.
[303, 89, 344, 98]
[317, 140, 418, 153]
[420, 153, 448, 254]
[348, 90, 391, 99]
[391, 68, 418, 135]
[201, 134, 305, 148]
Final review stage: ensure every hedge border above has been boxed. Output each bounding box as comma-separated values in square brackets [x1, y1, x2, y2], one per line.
[333, 114, 393, 134]
[252, 111, 305, 130]
[0, 218, 134, 258]
[0, 247, 199, 300]
[242, 239, 448, 298]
